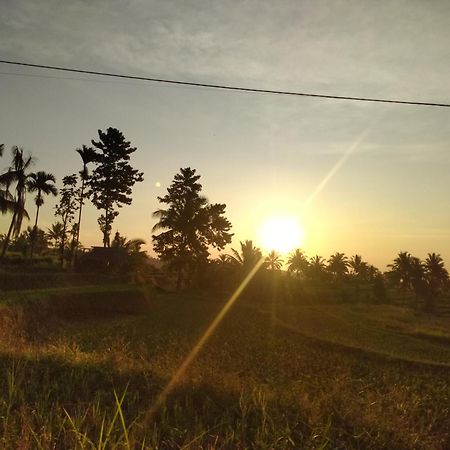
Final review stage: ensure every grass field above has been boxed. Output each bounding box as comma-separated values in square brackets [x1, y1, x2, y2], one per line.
[0, 284, 449, 449]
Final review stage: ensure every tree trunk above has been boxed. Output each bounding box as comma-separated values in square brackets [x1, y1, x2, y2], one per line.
[74, 173, 85, 254]
[103, 207, 109, 247]
[30, 203, 40, 262]
[0, 209, 17, 260]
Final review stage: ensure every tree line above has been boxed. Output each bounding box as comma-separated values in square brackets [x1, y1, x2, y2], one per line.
[1, 128, 449, 313]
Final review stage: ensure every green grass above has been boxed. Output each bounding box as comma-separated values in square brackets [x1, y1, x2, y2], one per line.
[0, 286, 449, 449]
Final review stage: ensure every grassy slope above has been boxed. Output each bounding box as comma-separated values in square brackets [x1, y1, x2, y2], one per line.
[1, 287, 449, 449]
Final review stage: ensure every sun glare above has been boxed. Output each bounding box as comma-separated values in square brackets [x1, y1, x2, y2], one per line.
[258, 216, 304, 254]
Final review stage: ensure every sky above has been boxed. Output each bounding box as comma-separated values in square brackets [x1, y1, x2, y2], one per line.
[0, 0, 450, 269]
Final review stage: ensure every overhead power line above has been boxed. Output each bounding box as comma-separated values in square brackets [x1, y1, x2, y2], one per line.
[1, 59, 449, 108]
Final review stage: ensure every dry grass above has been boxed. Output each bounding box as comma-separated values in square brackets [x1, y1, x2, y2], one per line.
[0, 286, 449, 449]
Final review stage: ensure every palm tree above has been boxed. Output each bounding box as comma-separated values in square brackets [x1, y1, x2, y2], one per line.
[227, 240, 262, 272]
[308, 255, 326, 280]
[348, 254, 368, 278]
[265, 250, 283, 271]
[0, 147, 34, 260]
[27, 171, 57, 260]
[327, 252, 349, 281]
[74, 145, 97, 251]
[423, 253, 449, 311]
[0, 144, 17, 216]
[388, 251, 413, 293]
[111, 231, 146, 254]
[287, 248, 309, 277]
[46, 222, 64, 249]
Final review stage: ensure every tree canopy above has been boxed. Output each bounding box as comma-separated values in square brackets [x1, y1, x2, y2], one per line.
[152, 167, 233, 289]
[88, 128, 144, 247]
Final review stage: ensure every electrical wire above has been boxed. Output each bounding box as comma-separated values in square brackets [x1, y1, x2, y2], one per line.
[1, 59, 449, 108]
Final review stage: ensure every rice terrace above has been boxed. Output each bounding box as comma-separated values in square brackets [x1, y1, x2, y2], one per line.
[1, 1, 450, 448]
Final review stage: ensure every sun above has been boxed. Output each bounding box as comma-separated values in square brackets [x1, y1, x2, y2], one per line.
[258, 216, 305, 254]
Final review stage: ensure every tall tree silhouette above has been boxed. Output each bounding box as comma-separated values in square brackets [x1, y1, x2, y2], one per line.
[265, 250, 283, 271]
[88, 128, 144, 247]
[55, 175, 78, 266]
[227, 240, 262, 273]
[27, 171, 57, 261]
[388, 251, 414, 297]
[308, 255, 326, 280]
[287, 248, 309, 277]
[74, 145, 97, 251]
[0, 147, 34, 260]
[152, 167, 232, 290]
[423, 252, 449, 312]
[46, 222, 64, 249]
[0, 144, 17, 216]
[327, 252, 349, 281]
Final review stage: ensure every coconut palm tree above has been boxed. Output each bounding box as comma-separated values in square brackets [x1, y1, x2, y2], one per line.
[327, 252, 349, 281]
[423, 253, 449, 311]
[0, 144, 17, 216]
[0, 147, 34, 260]
[308, 255, 326, 280]
[27, 171, 57, 260]
[388, 251, 413, 292]
[348, 254, 368, 278]
[227, 240, 263, 272]
[46, 222, 64, 249]
[74, 145, 97, 251]
[265, 250, 283, 271]
[287, 248, 309, 277]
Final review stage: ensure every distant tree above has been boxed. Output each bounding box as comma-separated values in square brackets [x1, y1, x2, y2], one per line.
[88, 128, 144, 247]
[327, 252, 349, 281]
[423, 253, 449, 312]
[227, 240, 263, 273]
[0, 144, 17, 216]
[112, 231, 146, 254]
[287, 249, 309, 277]
[388, 251, 413, 293]
[74, 145, 97, 251]
[111, 231, 148, 280]
[55, 175, 78, 266]
[348, 254, 368, 278]
[46, 222, 64, 249]
[388, 252, 430, 308]
[265, 250, 283, 271]
[27, 171, 57, 261]
[308, 255, 327, 280]
[0, 147, 34, 260]
[152, 167, 232, 290]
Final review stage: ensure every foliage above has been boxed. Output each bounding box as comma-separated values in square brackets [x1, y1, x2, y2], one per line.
[327, 252, 349, 280]
[74, 145, 97, 250]
[152, 167, 232, 289]
[0, 287, 449, 449]
[0, 147, 34, 259]
[308, 255, 327, 281]
[227, 240, 262, 274]
[265, 250, 283, 270]
[26, 171, 57, 259]
[87, 128, 144, 247]
[287, 248, 309, 277]
[55, 175, 79, 266]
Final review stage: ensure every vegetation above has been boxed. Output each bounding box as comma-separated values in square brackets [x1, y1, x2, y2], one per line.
[152, 167, 232, 290]
[0, 285, 449, 449]
[88, 128, 144, 247]
[26, 171, 57, 261]
[1, 133, 449, 449]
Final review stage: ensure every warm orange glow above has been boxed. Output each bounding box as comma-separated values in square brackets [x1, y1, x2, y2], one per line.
[258, 216, 304, 254]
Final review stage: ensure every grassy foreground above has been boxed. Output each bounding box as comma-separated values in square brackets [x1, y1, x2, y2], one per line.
[0, 285, 449, 449]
